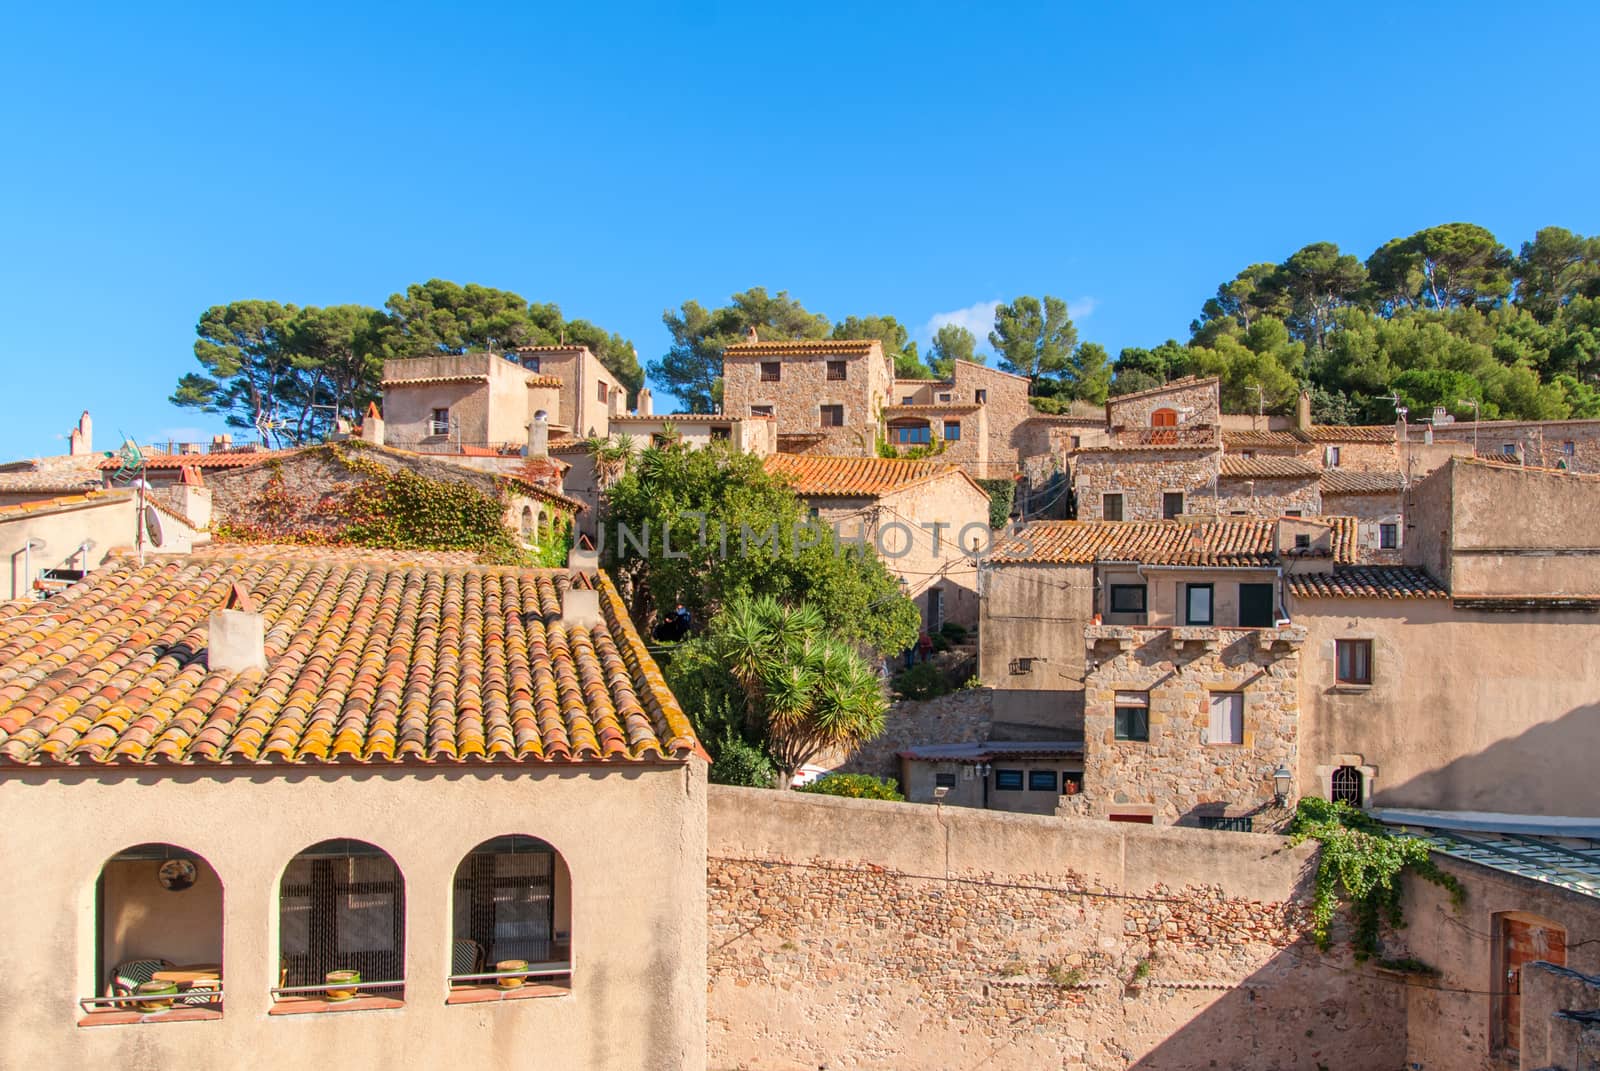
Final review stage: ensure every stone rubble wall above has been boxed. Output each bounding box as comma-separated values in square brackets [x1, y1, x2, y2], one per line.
[705, 787, 1402, 1071]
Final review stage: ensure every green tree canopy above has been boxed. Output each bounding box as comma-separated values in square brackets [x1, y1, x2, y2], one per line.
[653, 288, 830, 412]
[928, 322, 982, 377]
[989, 295, 1080, 396]
[832, 315, 924, 378]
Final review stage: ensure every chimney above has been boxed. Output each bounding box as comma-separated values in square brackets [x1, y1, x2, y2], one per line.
[359, 402, 385, 447]
[746, 325, 759, 343]
[177, 466, 213, 529]
[636, 388, 654, 417]
[1295, 390, 1312, 432]
[561, 585, 602, 628]
[208, 583, 267, 672]
[68, 411, 93, 455]
[526, 410, 549, 458]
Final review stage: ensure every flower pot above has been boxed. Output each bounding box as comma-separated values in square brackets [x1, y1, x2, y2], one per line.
[134, 980, 178, 1011]
[324, 969, 361, 1002]
[496, 959, 530, 989]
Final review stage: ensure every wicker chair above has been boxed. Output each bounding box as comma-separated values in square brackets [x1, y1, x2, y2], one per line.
[110, 958, 173, 997]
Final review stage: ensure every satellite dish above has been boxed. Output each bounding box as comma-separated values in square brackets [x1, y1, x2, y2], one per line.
[143, 505, 164, 548]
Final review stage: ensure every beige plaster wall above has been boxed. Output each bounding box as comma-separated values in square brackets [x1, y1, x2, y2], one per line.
[1441, 461, 1600, 596]
[0, 762, 707, 1071]
[1, 496, 201, 600]
[101, 855, 226, 972]
[706, 786, 1402, 1071]
[1290, 594, 1600, 815]
[1098, 566, 1280, 627]
[978, 561, 1094, 734]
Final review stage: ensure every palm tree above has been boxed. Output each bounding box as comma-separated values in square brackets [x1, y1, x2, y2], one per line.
[584, 433, 636, 489]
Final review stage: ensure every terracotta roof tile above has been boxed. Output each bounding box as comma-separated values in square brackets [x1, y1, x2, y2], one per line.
[1286, 565, 1447, 599]
[0, 556, 696, 767]
[1222, 429, 1308, 449]
[724, 339, 878, 357]
[98, 450, 279, 471]
[1106, 376, 1219, 404]
[884, 404, 983, 415]
[0, 490, 122, 518]
[991, 517, 1358, 567]
[380, 374, 491, 386]
[1320, 469, 1405, 494]
[1304, 424, 1396, 443]
[1219, 455, 1322, 478]
[764, 455, 974, 497]
[0, 455, 104, 494]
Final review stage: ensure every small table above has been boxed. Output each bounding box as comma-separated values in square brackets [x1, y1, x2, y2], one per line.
[152, 964, 222, 986]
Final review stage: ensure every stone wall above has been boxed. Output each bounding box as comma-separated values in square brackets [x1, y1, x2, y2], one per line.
[1320, 489, 1403, 564]
[1429, 417, 1600, 473]
[831, 688, 994, 782]
[1107, 378, 1221, 432]
[1073, 448, 1222, 521]
[1314, 440, 1397, 472]
[1213, 475, 1322, 518]
[951, 361, 1034, 473]
[722, 345, 890, 457]
[1079, 625, 1304, 826]
[705, 786, 1402, 1071]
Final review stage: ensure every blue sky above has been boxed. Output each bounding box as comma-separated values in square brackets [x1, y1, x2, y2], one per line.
[2, 2, 1597, 458]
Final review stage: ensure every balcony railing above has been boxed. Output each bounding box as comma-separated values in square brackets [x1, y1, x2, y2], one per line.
[1108, 424, 1218, 447]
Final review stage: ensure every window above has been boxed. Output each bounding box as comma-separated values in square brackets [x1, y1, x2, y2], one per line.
[1327, 446, 1342, 466]
[1502, 443, 1517, 457]
[761, 362, 781, 382]
[597, 382, 608, 403]
[1114, 692, 1149, 741]
[278, 839, 405, 1005]
[891, 421, 931, 444]
[1208, 692, 1243, 745]
[1238, 583, 1275, 628]
[1150, 408, 1177, 428]
[1379, 522, 1398, 549]
[430, 408, 450, 436]
[1070, 435, 1081, 449]
[1185, 583, 1214, 625]
[934, 772, 957, 790]
[449, 835, 569, 997]
[994, 769, 1025, 791]
[751, 405, 774, 417]
[520, 506, 533, 539]
[1564, 441, 1577, 457]
[1331, 766, 1363, 805]
[1162, 492, 1184, 520]
[826, 360, 847, 381]
[1028, 770, 1059, 792]
[820, 405, 844, 427]
[85, 844, 224, 1022]
[1102, 493, 1124, 522]
[1285, 509, 1303, 518]
[1294, 534, 1311, 550]
[938, 392, 952, 402]
[944, 420, 961, 441]
[710, 425, 731, 441]
[1109, 584, 1147, 614]
[522, 356, 541, 372]
[1241, 450, 1256, 459]
[901, 395, 914, 405]
[975, 389, 987, 404]
[1336, 639, 1373, 685]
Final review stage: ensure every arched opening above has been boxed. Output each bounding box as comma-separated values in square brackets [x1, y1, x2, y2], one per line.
[84, 843, 223, 1021]
[277, 839, 404, 1006]
[1331, 765, 1363, 806]
[449, 835, 572, 998]
[520, 506, 534, 539]
[536, 508, 550, 543]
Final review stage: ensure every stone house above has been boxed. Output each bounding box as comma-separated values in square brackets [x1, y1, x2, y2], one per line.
[896, 740, 1084, 815]
[721, 336, 893, 456]
[1425, 415, 1600, 472]
[1070, 377, 1224, 522]
[763, 454, 992, 629]
[884, 360, 1036, 477]
[0, 551, 706, 1070]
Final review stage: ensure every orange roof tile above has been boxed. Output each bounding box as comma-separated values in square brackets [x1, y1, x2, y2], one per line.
[1304, 424, 1396, 443]
[764, 455, 979, 498]
[0, 556, 697, 767]
[525, 374, 564, 388]
[990, 517, 1358, 567]
[1222, 429, 1308, 449]
[1219, 455, 1321, 479]
[724, 339, 879, 357]
[1320, 469, 1404, 494]
[0, 490, 121, 518]
[1286, 565, 1446, 599]
[884, 404, 983, 415]
[98, 450, 279, 471]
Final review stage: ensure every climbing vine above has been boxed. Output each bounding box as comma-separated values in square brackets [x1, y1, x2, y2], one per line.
[1288, 797, 1464, 959]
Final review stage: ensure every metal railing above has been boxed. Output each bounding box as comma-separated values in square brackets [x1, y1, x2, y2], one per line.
[270, 979, 405, 999]
[79, 984, 224, 1014]
[448, 961, 573, 987]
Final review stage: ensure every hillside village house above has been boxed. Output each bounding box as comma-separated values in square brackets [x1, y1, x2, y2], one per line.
[763, 454, 992, 629]
[0, 550, 706, 1070]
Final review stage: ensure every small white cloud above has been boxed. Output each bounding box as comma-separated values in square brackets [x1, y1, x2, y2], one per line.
[921, 300, 1001, 346]
[1069, 295, 1099, 320]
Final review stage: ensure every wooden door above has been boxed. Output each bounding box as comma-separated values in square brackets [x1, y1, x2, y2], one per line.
[1150, 408, 1177, 444]
[1497, 915, 1566, 1056]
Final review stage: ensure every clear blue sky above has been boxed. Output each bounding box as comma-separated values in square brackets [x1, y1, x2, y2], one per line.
[2, 2, 1597, 458]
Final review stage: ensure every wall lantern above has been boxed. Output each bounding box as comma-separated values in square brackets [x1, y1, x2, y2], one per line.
[1272, 766, 1294, 805]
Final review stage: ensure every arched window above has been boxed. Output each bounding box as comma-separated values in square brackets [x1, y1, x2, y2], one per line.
[520, 506, 534, 539]
[1331, 766, 1363, 806]
[449, 835, 572, 997]
[536, 508, 550, 542]
[84, 843, 224, 1021]
[277, 839, 404, 1006]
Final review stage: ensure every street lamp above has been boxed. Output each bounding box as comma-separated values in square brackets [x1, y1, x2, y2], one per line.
[1272, 766, 1294, 805]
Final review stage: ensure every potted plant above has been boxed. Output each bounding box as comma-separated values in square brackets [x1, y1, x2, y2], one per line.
[496, 959, 530, 989]
[324, 969, 361, 1002]
[134, 979, 178, 1011]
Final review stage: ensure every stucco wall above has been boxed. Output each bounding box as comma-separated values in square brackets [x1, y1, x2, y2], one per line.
[0, 762, 707, 1071]
[1289, 594, 1600, 815]
[1441, 461, 1600, 597]
[978, 561, 1094, 734]
[1, 495, 201, 599]
[705, 786, 1402, 1071]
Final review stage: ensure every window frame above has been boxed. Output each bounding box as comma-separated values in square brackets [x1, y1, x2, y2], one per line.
[760, 362, 782, 383]
[1207, 692, 1244, 746]
[993, 769, 1025, 791]
[1379, 522, 1398, 549]
[750, 405, 774, 417]
[819, 404, 845, 427]
[944, 420, 961, 441]
[1162, 491, 1184, 520]
[1108, 584, 1147, 614]
[430, 408, 450, 436]
[975, 389, 987, 404]
[826, 360, 847, 381]
[1027, 770, 1059, 792]
[1185, 583, 1214, 626]
[1336, 639, 1373, 685]
[1102, 492, 1124, 522]
[1113, 691, 1150, 742]
[934, 772, 957, 790]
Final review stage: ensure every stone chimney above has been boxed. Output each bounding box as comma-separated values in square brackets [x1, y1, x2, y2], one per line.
[68, 411, 92, 456]
[746, 325, 759, 343]
[359, 402, 385, 447]
[176, 466, 213, 529]
[526, 410, 549, 458]
[561, 584, 602, 628]
[1295, 390, 1312, 432]
[208, 583, 267, 672]
[636, 388, 654, 417]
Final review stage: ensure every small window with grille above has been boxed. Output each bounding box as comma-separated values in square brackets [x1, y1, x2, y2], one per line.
[278, 839, 406, 1003]
[1331, 766, 1363, 806]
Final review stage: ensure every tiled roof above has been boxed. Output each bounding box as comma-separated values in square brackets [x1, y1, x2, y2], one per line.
[990, 517, 1357, 567]
[884, 404, 983, 415]
[764, 455, 974, 498]
[99, 450, 278, 471]
[1304, 424, 1396, 443]
[1219, 455, 1321, 478]
[511, 344, 591, 354]
[0, 455, 104, 494]
[525, 374, 564, 388]
[380, 374, 490, 387]
[724, 339, 878, 357]
[191, 543, 484, 567]
[1320, 469, 1405, 494]
[1222, 429, 1307, 449]
[1286, 565, 1447, 599]
[1106, 376, 1219, 405]
[0, 556, 697, 767]
[0, 491, 122, 519]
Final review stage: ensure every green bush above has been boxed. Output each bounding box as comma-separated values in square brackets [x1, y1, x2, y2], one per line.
[708, 732, 776, 788]
[939, 621, 969, 644]
[894, 662, 952, 700]
[796, 773, 904, 801]
[976, 477, 1016, 529]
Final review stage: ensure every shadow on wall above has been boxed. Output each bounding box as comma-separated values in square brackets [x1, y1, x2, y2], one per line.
[1380, 701, 1600, 817]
